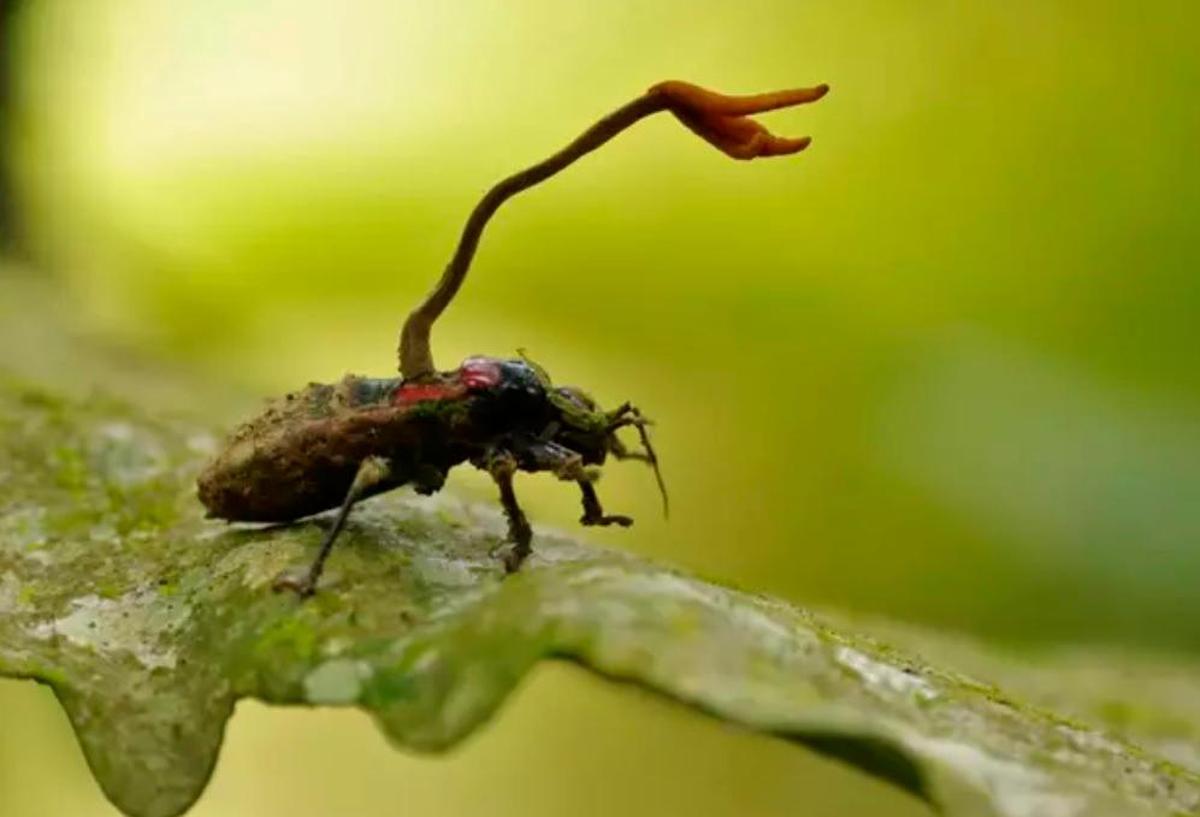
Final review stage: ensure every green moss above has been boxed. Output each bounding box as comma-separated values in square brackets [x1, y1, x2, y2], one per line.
[252, 614, 321, 664]
[96, 582, 125, 600]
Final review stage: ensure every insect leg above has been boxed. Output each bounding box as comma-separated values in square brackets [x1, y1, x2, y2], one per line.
[272, 456, 392, 598]
[607, 408, 669, 518]
[511, 438, 634, 528]
[609, 434, 652, 464]
[485, 450, 534, 573]
[515, 438, 591, 481]
[578, 480, 634, 528]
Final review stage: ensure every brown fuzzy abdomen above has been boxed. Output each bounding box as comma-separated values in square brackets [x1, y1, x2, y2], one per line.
[197, 405, 460, 522]
[198, 444, 364, 522]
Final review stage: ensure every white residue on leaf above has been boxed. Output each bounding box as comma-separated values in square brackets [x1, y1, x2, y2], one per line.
[304, 658, 374, 705]
[0, 506, 49, 553]
[547, 567, 821, 666]
[23, 549, 53, 567]
[1156, 738, 1200, 775]
[320, 637, 354, 658]
[907, 734, 1088, 817]
[28, 588, 191, 670]
[412, 554, 477, 587]
[87, 522, 122, 546]
[215, 539, 305, 589]
[1049, 722, 1128, 764]
[439, 665, 503, 740]
[619, 570, 821, 656]
[94, 421, 168, 485]
[0, 571, 28, 614]
[836, 645, 940, 703]
[98, 421, 135, 443]
[185, 432, 218, 456]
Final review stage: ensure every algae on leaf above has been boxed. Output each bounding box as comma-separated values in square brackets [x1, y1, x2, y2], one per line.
[1, 376, 1200, 817]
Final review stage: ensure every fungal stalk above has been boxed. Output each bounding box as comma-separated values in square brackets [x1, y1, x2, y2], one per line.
[398, 79, 830, 379]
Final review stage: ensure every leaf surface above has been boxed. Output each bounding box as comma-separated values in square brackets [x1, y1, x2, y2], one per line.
[3, 377, 1200, 817]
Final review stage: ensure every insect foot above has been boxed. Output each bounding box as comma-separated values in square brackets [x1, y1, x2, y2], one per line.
[578, 481, 634, 529]
[271, 568, 318, 599]
[488, 530, 534, 574]
[482, 449, 535, 574]
[271, 457, 393, 599]
[581, 513, 634, 528]
[497, 542, 530, 574]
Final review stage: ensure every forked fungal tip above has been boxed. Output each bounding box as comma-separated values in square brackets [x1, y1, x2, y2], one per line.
[650, 79, 829, 161]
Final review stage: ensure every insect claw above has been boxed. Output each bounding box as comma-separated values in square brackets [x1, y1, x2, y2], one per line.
[580, 513, 634, 528]
[491, 538, 531, 573]
[501, 545, 528, 574]
[271, 569, 317, 598]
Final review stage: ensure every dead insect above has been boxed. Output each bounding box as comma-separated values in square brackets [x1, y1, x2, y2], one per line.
[198, 79, 829, 596]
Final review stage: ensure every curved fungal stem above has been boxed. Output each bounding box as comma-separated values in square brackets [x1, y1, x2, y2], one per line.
[399, 79, 829, 379]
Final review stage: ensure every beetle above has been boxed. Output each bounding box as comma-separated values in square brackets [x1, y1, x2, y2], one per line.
[198, 79, 829, 596]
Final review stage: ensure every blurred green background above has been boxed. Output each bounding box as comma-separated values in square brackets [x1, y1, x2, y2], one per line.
[1, 0, 1197, 815]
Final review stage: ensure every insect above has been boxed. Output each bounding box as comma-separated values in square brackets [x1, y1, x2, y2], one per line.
[198, 79, 829, 596]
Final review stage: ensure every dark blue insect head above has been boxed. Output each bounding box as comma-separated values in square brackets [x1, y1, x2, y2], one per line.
[452, 354, 666, 514]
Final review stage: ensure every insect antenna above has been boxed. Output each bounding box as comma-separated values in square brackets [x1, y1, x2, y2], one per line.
[634, 419, 670, 519]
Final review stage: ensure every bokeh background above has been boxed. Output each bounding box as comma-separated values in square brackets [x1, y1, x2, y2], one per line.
[1, 1, 1197, 815]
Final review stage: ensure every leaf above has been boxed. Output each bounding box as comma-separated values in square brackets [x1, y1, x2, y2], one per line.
[1, 375, 1199, 817]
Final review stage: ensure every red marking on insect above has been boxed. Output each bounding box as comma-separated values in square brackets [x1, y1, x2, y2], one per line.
[458, 357, 503, 390]
[392, 382, 464, 405]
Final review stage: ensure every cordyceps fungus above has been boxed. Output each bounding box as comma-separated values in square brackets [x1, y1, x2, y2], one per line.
[398, 79, 830, 379]
[197, 79, 829, 597]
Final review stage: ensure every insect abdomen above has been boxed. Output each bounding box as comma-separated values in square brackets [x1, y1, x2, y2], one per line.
[198, 377, 469, 522]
